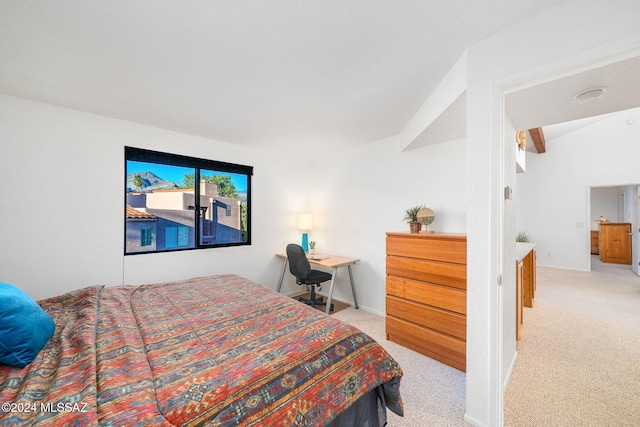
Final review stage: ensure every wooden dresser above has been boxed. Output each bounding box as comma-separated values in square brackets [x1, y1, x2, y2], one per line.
[599, 222, 632, 264]
[385, 232, 466, 372]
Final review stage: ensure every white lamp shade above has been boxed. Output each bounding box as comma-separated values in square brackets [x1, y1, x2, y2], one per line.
[298, 214, 313, 231]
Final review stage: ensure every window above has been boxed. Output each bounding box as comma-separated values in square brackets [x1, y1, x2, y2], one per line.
[165, 226, 190, 248]
[140, 228, 153, 246]
[125, 147, 252, 255]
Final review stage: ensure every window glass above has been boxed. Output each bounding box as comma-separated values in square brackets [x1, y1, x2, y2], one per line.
[141, 228, 153, 246]
[199, 169, 248, 246]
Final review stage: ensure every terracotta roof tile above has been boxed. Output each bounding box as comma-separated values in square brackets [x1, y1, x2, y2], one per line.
[126, 205, 157, 219]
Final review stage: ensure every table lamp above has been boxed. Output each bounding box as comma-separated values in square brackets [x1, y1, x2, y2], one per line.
[298, 214, 313, 253]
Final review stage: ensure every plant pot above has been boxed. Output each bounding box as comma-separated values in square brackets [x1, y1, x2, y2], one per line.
[409, 222, 422, 233]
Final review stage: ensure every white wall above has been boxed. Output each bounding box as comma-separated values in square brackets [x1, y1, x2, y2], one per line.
[621, 185, 637, 224]
[305, 135, 467, 315]
[590, 187, 620, 228]
[0, 94, 299, 300]
[516, 110, 640, 271]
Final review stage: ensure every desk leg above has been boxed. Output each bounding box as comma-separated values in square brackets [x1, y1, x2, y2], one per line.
[276, 258, 288, 293]
[325, 268, 338, 315]
[347, 264, 359, 309]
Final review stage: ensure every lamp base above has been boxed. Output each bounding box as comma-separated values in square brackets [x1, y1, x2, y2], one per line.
[301, 233, 309, 252]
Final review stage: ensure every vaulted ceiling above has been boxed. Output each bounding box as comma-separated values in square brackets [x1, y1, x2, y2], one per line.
[0, 1, 567, 156]
[506, 54, 640, 149]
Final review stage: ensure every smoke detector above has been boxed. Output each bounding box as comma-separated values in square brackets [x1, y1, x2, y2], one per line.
[575, 88, 605, 103]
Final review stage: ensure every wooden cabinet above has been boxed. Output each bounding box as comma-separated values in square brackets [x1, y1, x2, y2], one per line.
[385, 232, 466, 372]
[521, 249, 536, 308]
[599, 223, 632, 264]
[590, 230, 599, 255]
[515, 244, 536, 342]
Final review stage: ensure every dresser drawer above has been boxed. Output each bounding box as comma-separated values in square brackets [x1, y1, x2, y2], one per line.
[387, 234, 466, 264]
[386, 276, 466, 314]
[386, 255, 466, 290]
[386, 316, 466, 372]
[386, 296, 465, 340]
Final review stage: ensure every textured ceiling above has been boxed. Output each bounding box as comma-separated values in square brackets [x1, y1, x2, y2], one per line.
[0, 1, 566, 156]
[506, 55, 640, 136]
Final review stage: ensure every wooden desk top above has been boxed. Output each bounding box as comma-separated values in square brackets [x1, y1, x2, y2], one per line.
[276, 252, 359, 268]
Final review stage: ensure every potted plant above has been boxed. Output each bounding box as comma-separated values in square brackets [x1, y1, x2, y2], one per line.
[309, 241, 317, 254]
[404, 205, 424, 233]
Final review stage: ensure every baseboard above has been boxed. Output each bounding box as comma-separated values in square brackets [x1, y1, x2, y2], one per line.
[504, 350, 518, 389]
[314, 292, 385, 317]
[356, 305, 385, 317]
[536, 263, 589, 272]
[463, 413, 488, 427]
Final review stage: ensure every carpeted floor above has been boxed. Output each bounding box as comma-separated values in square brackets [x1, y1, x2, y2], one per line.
[332, 305, 468, 426]
[332, 256, 640, 426]
[503, 257, 640, 426]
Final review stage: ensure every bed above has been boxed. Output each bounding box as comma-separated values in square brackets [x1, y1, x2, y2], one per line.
[0, 275, 403, 426]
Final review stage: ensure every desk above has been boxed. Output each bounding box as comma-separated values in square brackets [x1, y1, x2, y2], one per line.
[276, 252, 360, 315]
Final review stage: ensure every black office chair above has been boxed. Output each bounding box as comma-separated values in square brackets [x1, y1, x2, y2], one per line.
[286, 243, 334, 312]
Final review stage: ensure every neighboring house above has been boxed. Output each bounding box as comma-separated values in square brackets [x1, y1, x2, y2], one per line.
[125, 205, 157, 253]
[125, 181, 242, 252]
[203, 196, 243, 244]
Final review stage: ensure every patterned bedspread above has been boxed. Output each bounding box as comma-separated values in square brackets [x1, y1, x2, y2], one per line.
[0, 275, 403, 426]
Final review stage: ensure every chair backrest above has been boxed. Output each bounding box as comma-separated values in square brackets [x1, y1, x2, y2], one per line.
[286, 243, 310, 281]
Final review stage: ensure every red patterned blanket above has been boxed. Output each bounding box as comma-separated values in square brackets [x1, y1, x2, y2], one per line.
[0, 275, 403, 426]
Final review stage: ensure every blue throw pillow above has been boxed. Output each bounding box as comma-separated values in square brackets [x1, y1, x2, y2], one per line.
[0, 283, 55, 368]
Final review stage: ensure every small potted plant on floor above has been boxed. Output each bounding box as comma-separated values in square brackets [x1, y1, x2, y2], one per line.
[404, 204, 424, 233]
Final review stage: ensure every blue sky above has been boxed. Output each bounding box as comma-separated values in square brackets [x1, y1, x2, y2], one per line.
[127, 161, 247, 192]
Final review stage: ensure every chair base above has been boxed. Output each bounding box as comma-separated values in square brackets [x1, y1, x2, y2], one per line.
[299, 287, 334, 312]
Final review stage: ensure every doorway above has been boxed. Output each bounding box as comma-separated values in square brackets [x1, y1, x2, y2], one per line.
[589, 185, 640, 275]
[502, 51, 640, 426]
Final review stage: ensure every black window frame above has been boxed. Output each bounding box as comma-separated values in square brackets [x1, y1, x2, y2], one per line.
[125, 146, 253, 255]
